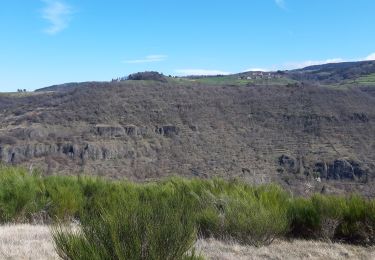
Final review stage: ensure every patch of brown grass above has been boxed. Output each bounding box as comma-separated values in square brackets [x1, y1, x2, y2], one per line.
[196, 238, 375, 260]
[0, 225, 58, 260]
[0, 225, 374, 260]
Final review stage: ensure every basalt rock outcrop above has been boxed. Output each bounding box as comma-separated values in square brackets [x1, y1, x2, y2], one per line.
[278, 155, 369, 182]
[317, 159, 368, 181]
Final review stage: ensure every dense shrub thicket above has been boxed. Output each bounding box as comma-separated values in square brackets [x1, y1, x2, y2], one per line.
[289, 195, 375, 245]
[53, 184, 201, 260]
[127, 71, 167, 82]
[0, 166, 374, 259]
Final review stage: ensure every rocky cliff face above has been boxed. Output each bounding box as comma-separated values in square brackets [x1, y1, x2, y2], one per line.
[278, 155, 369, 181]
[0, 124, 181, 164]
[0, 80, 374, 196]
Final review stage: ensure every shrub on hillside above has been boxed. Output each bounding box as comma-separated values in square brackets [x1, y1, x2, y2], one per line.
[288, 198, 320, 239]
[0, 166, 44, 222]
[311, 195, 345, 240]
[288, 195, 347, 240]
[195, 181, 290, 246]
[53, 184, 201, 260]
[127, 71, 167, 82]
[336, 195, 375, 245]
[44, 176, 85, 220]
[0, 166, 375, 247]
[288, 194, 375, 245]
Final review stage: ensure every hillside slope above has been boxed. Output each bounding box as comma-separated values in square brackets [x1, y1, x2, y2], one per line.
[287, 60, 375, 85]
[1, 65, 375, 196]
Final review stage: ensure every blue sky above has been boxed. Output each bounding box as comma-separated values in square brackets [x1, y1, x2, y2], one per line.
[1, 0, 375, 91]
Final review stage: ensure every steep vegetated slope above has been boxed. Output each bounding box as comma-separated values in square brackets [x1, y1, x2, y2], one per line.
[0, 62, 375, 196]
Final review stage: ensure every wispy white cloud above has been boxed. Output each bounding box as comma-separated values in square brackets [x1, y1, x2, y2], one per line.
[41, 0, 73, 35]
[244, 68, 270, 72]
[123, 55, 167, 64]
[365, 53, 375, 61]
[275, 0, 286, 9]
[175, 69, 231, 76]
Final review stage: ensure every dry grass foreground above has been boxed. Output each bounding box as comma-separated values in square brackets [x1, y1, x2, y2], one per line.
[196, 238, 375, 260]
[0, 225, 374, 260]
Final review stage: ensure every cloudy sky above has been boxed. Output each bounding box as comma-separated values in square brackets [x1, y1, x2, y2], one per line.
[1, 0, 375, 91]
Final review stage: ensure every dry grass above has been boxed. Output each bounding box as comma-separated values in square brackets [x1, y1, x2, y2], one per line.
[196, 238, 375, 260]
[0, 225, 59, 260]
[0, 225, 374, 260]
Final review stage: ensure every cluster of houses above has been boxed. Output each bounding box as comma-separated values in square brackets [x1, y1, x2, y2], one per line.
[239, 72, 283, 80]
[111, 77, 127, 82]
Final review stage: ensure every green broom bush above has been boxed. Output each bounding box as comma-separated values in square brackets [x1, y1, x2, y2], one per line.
[0, 166, 374, 248]
[53, 183, 201, 260]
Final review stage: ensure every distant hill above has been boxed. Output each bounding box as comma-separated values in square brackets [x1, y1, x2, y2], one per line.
[36, 72, 168, 92]
[2, 61, 375, 197]
[35, 61, 375, 93]
[35, 82, 103, 92]
[287, 60, 375, 85]
[296, 60, 375, 71]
